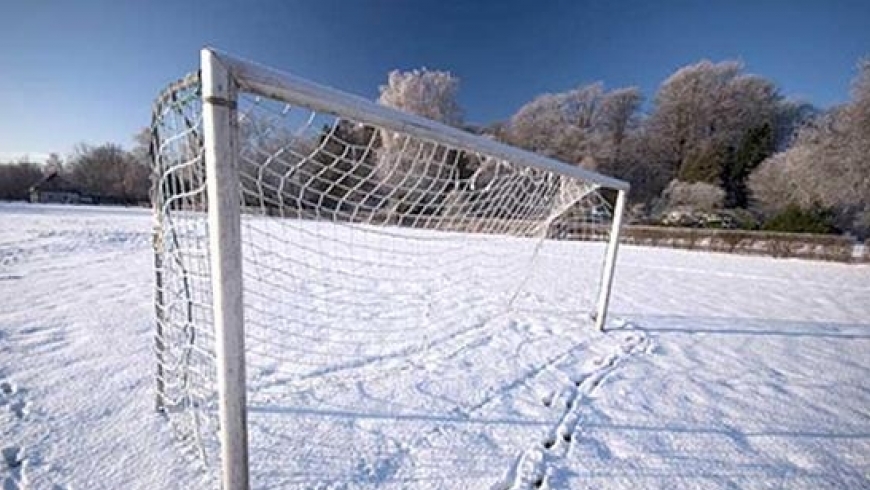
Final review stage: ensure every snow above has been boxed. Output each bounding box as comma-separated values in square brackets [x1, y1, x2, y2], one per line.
[2, 202, 869, 489]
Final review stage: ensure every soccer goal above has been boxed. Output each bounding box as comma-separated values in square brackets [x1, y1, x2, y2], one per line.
[151, 48, 629, 489]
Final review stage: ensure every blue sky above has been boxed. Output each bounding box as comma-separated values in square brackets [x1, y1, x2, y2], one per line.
[1, 0, 868, 160]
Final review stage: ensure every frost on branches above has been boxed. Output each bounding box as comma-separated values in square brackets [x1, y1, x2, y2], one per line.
[749, 60, 870, 235]
[377, 68, 463, 127]
[376, 68, 467, 210]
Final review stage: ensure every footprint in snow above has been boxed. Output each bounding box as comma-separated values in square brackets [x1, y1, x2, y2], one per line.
[0, 382, 27, 420]
[2, 446, 23, 470]
[2, 446, 25, 490]
[0, 382, 14, 397]
[9, 400, 26, 420]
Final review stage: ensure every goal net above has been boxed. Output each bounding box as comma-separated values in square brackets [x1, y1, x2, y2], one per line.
[151, 49, 628, 487]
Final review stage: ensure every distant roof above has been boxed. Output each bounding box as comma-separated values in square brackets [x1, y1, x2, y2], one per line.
[30, 171, 80, 193]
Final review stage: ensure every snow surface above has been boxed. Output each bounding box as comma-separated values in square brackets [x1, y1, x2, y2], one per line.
[1, 202, 869, 489]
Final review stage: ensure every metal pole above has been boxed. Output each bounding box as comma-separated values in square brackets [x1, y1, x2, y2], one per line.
[153, 223, 166, 412]
[594, 189, 627, 331]
[201, 48, 250, 490]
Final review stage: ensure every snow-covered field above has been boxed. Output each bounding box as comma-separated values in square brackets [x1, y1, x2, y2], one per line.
[1, 203, 869, 489]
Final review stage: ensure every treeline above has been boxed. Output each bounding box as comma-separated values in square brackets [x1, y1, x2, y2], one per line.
[0, 160, 45, 201]
[5, 57, 869, 237]
[375, 58, 870, 237]
[0, 130, 151, 204]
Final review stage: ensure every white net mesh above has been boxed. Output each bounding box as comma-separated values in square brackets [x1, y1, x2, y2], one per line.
[151, 69, 617, 486]
[151, 73, 218, 467]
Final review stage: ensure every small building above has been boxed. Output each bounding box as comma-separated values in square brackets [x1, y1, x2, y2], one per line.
[29, 171, 82, 204]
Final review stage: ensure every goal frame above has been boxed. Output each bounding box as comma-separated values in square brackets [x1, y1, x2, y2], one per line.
[197, 47, 629, 490]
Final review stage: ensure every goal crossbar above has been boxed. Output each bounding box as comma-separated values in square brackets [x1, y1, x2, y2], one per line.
[210, 48, 630, 192]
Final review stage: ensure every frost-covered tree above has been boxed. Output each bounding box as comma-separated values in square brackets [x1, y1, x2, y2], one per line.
[507, 83, 641, 169]
[68, 143, 148, 202]
[44, 153, 64, 174]
[0, 159, 43, 201]
[376, 68, 467, 212]
[604, 129, 675, 203]
[660, 179, 726, 212]
[843, 58, 870, 178]
[645, 60, 784, 200]
[749, 59, 870, 236]
[377, 68, 463, 126]
[596, 87, 644, 162]
[748, 146, 816, 213]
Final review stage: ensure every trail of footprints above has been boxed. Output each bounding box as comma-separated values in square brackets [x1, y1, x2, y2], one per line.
[1, 380, 30, 490]
[507, 330, 652, 490]
[0, 325, 647, 490]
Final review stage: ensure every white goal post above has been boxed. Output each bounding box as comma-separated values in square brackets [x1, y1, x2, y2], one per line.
[151, 47, 629, 489]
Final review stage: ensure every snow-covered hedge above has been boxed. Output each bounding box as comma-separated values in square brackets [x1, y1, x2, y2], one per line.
[619, 226, 859, 262]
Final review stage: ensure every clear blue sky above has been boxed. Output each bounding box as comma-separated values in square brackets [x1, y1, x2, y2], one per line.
[1, 0, 868, 161]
